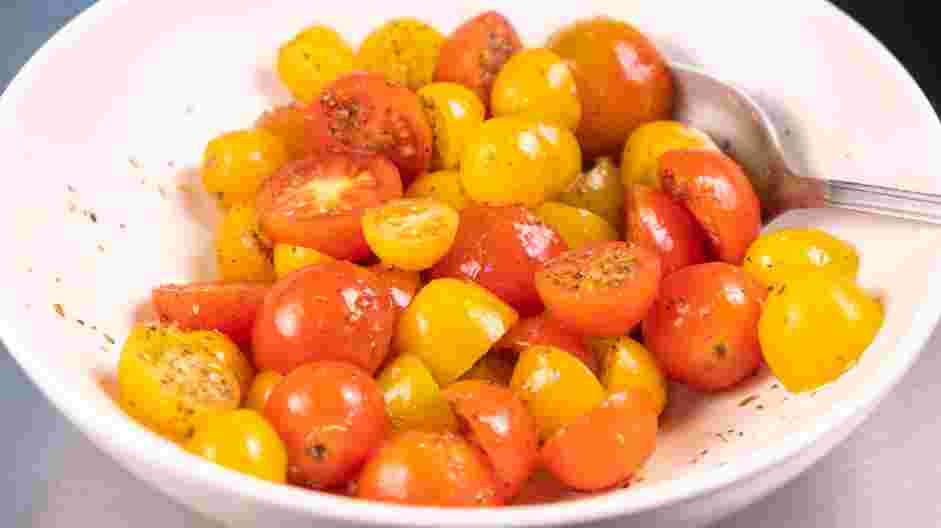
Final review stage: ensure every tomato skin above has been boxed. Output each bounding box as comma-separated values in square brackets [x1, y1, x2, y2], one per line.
[308, 72, 432, 183]
[245, 370, 284, 414]
[264, 361, 387, 490]
[535, 202, 619, 250]
[433, 11, 523, 109]
[216, 204, 276, 283]
[256, 103, 313, 161]
[152, 282, 269, 348]
[277, 25, 355, 103]
[417, 84, 486, 170]
[253, 261, 397, 375]
[355, 19, 445, 92]
[491, 48, 581, 131]
[494, 314, 598, 373]
[556, 157, 625, 233]
[743, 228, 860, 289]
[541, 390, 657, 491]
[185, 409, 288, 483]
[621, 120, 717, 188]
[369, 263, 421, 311]
[548, 17, 674, 159]
[377, 354, 458, 433]
[357, 431, 502, 506]
[659, 149, 761, 264]
[592, 336, 667, 415]
[201, 129, 288, 208]
[626, 185, 708, 276]
[255, 152, 402, 261]
[461, 354, 516, 386]
[405, 169, 472, 210]
[535, 241, 662, 336]
[430, 205, 568, 315]
[643, 262, 766, 392]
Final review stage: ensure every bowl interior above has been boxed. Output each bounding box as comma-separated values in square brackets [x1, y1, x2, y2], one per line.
[2, 0, 941, 525]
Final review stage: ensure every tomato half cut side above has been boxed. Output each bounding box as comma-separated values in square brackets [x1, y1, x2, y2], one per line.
[535, 241, 662, 336]
[152, 281, 270, 347]
[256, 152, 402, 260]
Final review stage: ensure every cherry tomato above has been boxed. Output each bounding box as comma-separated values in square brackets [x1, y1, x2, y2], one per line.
[494, 314, 597, 373]
[265, 361, 387, 489]
[643, 262, 766, 392]
[659, 149, 761, 264]
[548, 17, 674, 158]
[202, 129, 288, 208]
[245, 370, 284, 414]
[535, 202, 619, 250]
[277, 25, 354, 103]
[430, 205, 568, 315]
[442, 381, 539, 499]
[556, 157, 624, 233]
[256, 103, 312, 161]
[760, 274, 883, 392]
[535, 241, 662, 336]
[433, 11, 522, 109]
[272, 244, 335, 278]
[253, 261, 397, 375]
[377, 354, 458, 433]
[510, 345, 605, 439]
[625, 184, 708, 276]
[621, 120, 717, 188]
[396, 278, 518, 384]
[541, 390, 657, 491]
[255, 152, 402, 261]
[216, 204, 276, 282]
[417, 83, 486, 170]
[362, 198, 460, 271]
[185, 409, 288, 483]
[744, 228, 860, 289]
[370, 263, 421, 311]
[462, 354, 516, 386]
[356, 19, 445, 91]
[405, 169, 472, 210]
[152, 281, 269, 348]
[591, 336, 667, 415]
[491, 48, 581, 130]
[308, 72, 432, 183]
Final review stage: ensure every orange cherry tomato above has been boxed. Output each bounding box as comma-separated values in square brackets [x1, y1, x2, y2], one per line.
[433, 11, 523, 109]
[494, 314, 597, 373]
[308, 72, 432, 183]
[642, 262, 766, 392]
[357, 431, 502, 506]
[442, 380, 540, 500]
[625, 185, 708, 276]
[152, 281, 269, 348]
[541, 390, 658, 491]
[548, 17, 674, 159]
[658, 149, 761, 264]
[370, 263, 421, 311]
[265, 361, 387, 490]
[535, 241, 662, 336]
[253, 261, 397, 375]
[429, 205, 568, 315]
[255, 152, 402, 261]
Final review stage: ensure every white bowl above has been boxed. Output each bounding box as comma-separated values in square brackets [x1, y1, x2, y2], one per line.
[2, 1, 940, 527]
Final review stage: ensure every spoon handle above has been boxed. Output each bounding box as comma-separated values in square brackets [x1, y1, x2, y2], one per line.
[824, 180, 941, 225]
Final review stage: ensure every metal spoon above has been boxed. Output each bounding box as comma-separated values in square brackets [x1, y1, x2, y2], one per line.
[670, 62, 941, 224]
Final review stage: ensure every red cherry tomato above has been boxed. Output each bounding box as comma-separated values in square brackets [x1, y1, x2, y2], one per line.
[626, 185, 708, 276]
[256, 152, 402, 261]
[429, 205, 568, 316]
[370, 263, 421, 312]
[442, 380, 540, 499]
[494, 314, 598, 373]
[308, 72, 433, 183]
[434, 11, 523, 109]
[152, 281, 269, 347]
[535, 241, 662, 336]
[642, 262, 766, 391]
[357, 431, 502, 506]
[658, 149, 761, 264]
[253, 261, 397, 375]
[265, 361, 387, 490]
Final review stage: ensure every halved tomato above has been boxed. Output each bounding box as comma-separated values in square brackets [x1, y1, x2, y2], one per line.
[535, 241, 662, 336]
[308, 72, 433, 183]
[494, 314, 597, 373]
[626, 185, 708, 276]
[152, 282, 270, 347]
[255, 152, 402, 260]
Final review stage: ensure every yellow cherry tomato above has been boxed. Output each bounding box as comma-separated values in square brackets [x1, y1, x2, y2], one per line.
[216, 204, 275, 282]
[118, 325, 248, 442]
[277, 25, 354, 103]
[591, 337, 667, 415]
[255, 103, 310, 161]
[272, 243, 335, 278]
[510, 345, 605, 439]
[759, 274, 884, 393]
[418, 83, 486, 170]
[534, 202, 619, 249]
[405, 169, 472, 211]
[185, 409, 288, 483]
[461, 117, 581, 206]
[357, 18, 445, 92]
[744, 228, 860, 289]
[461, 354, 516, 386]
[491, 48, 581, 131]
[244, 370, 284, 414]
[621, 120, 717, 188]
[396, 278, 519, 384]
[362, 198, 460, 271]
[377, 354, 458, 433]
[556, 157, 624, 233]
[202, 129, 288, 208]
